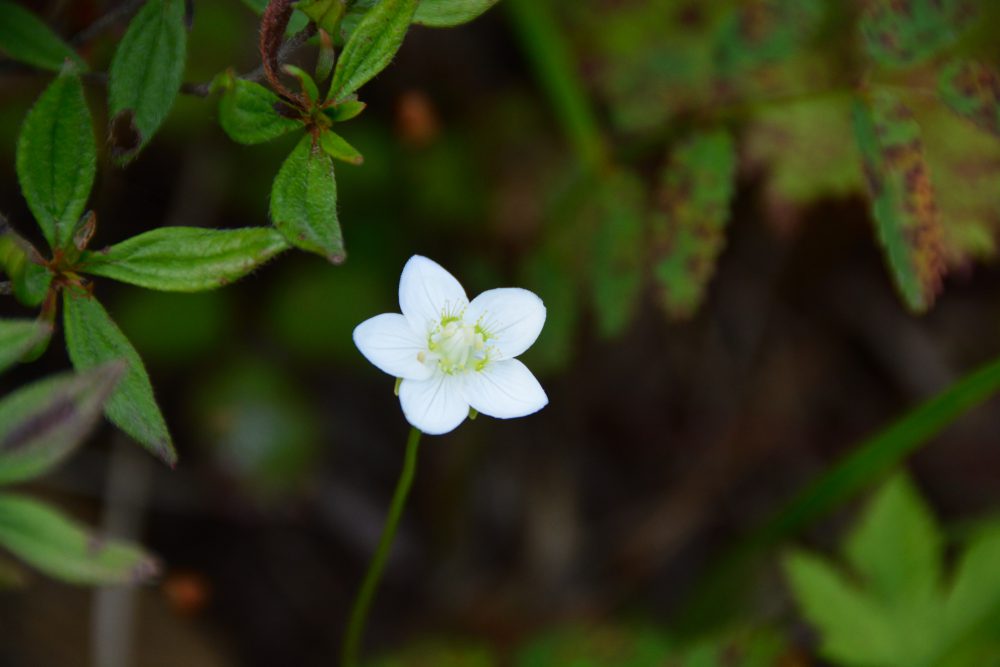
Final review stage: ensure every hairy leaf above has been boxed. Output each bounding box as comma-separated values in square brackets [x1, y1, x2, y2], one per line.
[0, 1, 83, 71]
[860, 0, 975, 68]
[0, 223, 52, 308]
[328, 0, 417, 102]
[218, 77, 302, 144]
[845, 474, 942, 607]
[0, 364, 123, 485]
[652, 129, 736, 319]
[270, 136, 344, 263]
[108, 0, 187, 162]
[592, 170, 645, 338]
[80, 227, 290, 291]
[0, 319, 52, 375]
[318, 129, 364, 165]
[938, 60, 1000, 138]
[784, 551, 897, 665]
[15, 66, 95, 249]
[412, 0, 499, 27]
[63, 291, 176, 465]
[853, 91, 945, 312]
[0, 493, 158, 585]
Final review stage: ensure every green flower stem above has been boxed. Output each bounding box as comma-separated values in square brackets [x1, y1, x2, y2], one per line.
[341, 426, 422, 667]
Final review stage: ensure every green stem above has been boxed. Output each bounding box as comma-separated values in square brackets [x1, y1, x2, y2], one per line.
[341, 426, 421, 667]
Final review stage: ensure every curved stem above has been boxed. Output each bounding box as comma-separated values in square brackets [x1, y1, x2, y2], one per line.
[340, 426, 422, 667]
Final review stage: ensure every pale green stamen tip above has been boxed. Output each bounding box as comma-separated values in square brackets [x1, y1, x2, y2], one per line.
[468, 407, 478, 420]
[394, 377, 402, 396]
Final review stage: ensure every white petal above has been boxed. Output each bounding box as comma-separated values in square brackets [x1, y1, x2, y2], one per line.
[353, 313, 433, 381]
[463, 359, 548, 419]
[466, 288, 546, 359]
[398, 374, 470, 435]
[398, 255, 468, 336]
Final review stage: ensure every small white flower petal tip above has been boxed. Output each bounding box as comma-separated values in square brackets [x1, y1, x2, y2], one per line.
[353, 255, 548, 435]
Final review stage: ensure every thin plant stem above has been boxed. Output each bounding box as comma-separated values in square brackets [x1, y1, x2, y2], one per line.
[340, 426, 422, 667]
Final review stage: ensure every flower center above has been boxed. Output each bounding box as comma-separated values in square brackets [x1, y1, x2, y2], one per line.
[424, 317, 490, 375]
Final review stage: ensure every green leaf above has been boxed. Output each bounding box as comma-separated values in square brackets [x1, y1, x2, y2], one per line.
[938, 60, 1000, 138]
[324, 99, 367, 123]
[844, 474, 942, 607]
[412, 0, 499, 27]
[943, 528, 1000, 652]
[0, 1, 84, 71]
[328, 0, 418, 102]
[592, 170, 645, 338]
[319, 129, 364, 165]
[515, 624, 672, 667]
[860, 0, 975, 69]
[0, 493, 158, 585]
[296, 0, 347, 34]
[63, 291, 176, 465]
[0, 222, 52, 308]
[218, 77, 302, 145]
[0, 364, 123, 486]
[270, 136, 345, 263]
[713, 0, 824, 77]
[853, 91, 946, 313]
[284, 64, 320, 103]
[80, 226, 290, 292]
[108, 0, 187, 163]
[15, 66, 96, 249]
[783, 550, 897, 665]
[652, 129, 736, 319]
[0, 319, 53, 375]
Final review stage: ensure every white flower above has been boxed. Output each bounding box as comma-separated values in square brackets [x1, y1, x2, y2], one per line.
[353, 255, 548, 435]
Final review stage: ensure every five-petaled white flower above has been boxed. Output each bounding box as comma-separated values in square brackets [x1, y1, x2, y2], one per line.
[353, 255, 548, 435]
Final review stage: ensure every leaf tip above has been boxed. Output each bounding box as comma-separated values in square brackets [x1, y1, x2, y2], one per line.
[109, 110, 143, 164]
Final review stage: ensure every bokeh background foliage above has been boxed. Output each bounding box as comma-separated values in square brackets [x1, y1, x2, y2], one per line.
[3, 0, 1000, 665]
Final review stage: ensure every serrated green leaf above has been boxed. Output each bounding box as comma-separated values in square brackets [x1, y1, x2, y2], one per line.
[860, 0, 975, 69]
[0, 319, 52, 375]
[108, 0, 187, 163]
[412, 0, 499, 27]
[319, 129, 364, 165]
[328, 0, 417, 102]
[844, 474, 943, 607]
[652, 129, 736, 320]
[853, 91, 945, 313]
[80, 226, 290, 292]
[0, 364, 123, 486]
[218, 77, 302, 145]
[0, 223, 52, 308]
[62, 291, 176, 465]
[15, 66, 95, 249]
[592, 170, 644, 338]
[0, 1, 84, 71]
[783, 550, 897, 665]
[270, 136, 345, 262]
[938, 60, 1000, 138]
[0, 493, 158, 585]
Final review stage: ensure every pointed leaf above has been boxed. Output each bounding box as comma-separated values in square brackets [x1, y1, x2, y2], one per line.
[860, 0, 975, 69]
[108, 0, 187, 163]
[270, 136, 345, 263]
[283, 64, 320, 104]
[80, 226, 290, 291]
[784, 550, 897, 665]
[0, 319, 52, 375]
[15, 66, 96, 249]
[943, 528, 1000, 650]
[0, 493, 158, 585]
[592, 170, 645, 338]
[328, 0, 418, 102]
[324, 99, 366, 123]
[0, 364, 123, 485]
[218, 77, 302, 144]
[853, 91, 946, 312]
[412, 0, 500, 27]
[652, 129, 736, 319]
[0, 1, 84, 71]
[63, 291, 176, 465]
[0, 222, 51, 308]
[938, 60, 1000, 138]
[844, 474, 943, 607]
[318, 129, 364, 165]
